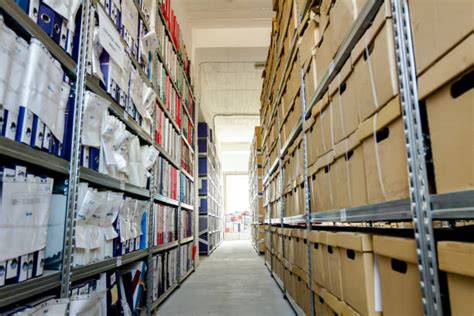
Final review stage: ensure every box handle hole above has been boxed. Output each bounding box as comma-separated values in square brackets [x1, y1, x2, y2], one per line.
[450, 70, 473, 99]
[346, 249, 356, 260]
[391, 258, 408, 274]
[376, 127, 390, 143]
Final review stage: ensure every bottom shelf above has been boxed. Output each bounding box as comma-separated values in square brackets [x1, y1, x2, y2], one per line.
[152, 267, 195, 310]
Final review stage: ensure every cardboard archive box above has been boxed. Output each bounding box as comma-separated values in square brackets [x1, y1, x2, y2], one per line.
[438, 241, 474, 316]
[329, 56, 359, 144]
[282, 93, 302, 147]
[304, 114, 318, 168]
[351, 1, 398, 123]
[293, 265, 311, 315]
[409, 0, 473, 75]
[337, 232, 380, 316]
[303, 53, 320, 107]
[309, 150, 335, 212]
[373, 235, 423, 316]
[309, 231, 330, 290]
[292, 228, 308, 273]
[331, 133, 368, 209]
[312, 92, 333, 158]
[283, 228, 294, 265]
[300, 15, 321, 68]
[324, 232, 344, 300]
[417, 34, 474, 194]
[357, 96, 409, 204]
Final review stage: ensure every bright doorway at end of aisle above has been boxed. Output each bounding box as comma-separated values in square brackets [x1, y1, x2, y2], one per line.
[224, 174, 251, 240]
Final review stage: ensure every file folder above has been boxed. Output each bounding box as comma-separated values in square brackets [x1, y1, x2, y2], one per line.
[16, 106, 34, 145]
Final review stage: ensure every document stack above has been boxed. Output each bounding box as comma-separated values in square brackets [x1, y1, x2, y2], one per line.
[179, 173, 194, 205]
[152, 248, 178, 300]
[71, 182, 149, 266]
[0, 17, 75, 159]
[155, 104, 180, 162]
[81, 92, 158, 188]
[14, 0, 81, 58]
[153, 203, 177, 247]
[179, 243, 193, 278]
[154, 156, 178, 200]
[180, 209, 192, 239]
[0, 165, 54, 287]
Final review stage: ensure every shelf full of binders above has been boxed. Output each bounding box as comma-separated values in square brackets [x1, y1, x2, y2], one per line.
[0, 0, 196, 313]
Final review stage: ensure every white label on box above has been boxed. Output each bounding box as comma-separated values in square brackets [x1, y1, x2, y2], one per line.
[340, 208, 347, 222]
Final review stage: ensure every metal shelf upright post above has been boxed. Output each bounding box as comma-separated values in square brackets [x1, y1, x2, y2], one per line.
[390, 0, 442, 314]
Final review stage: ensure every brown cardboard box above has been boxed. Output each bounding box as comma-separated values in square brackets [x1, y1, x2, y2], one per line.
[304, 115, 318, 167]
[337, 232, 380, 316]
[311, 92, 333, 158]
[351, 3, 398, 122]
[309, 151, 335, 212]
[304, 54, 319, 105]
[324, 0, 358, 59]
[314, 282, 333, 316]
[373, 235, 423, 316]
[315, 33, 336, 87]
[300, 17, 321, 67]
[283, 94, 302, 145]
[292, 229, 308, 273]
[322, 287, 343, 316]
[418, 35, 474, 194]
[285, 267, 296, 300]
[332, 133, 368, 209]
[293, 267, 311, 315]
[409, 0, 473, 75]
[329, 57, 358, 144]
[358, 97, 409, 204]
[438, 241, 474, 316]
[309, 231, 330, 289]
[325, 232, 344, 300]
[296, 177, 305, 216]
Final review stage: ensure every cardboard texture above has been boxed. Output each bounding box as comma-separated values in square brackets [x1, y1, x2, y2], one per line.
[325, 0, 358, 61]
[322, 287, 344, 315]
[373, 236, 423, 316]
[409, 0, 473, 75]
[418, 35, 474, 194]
[352, 6, 398, 122]
[337, 233, 380, 316]
[309, 151, 335, 212]
[311, 93, 333, 158]
[329, 57, 359, 144]
[332, 134, 368, 209]
[304, 55, 319, 105]
[358, 97, 409, 204]
[309, 231, 330, 289]
[438, 241, 474, 316]
[325, 232, 344, 300]
[304, 116, 318, 167]
[300, 18, 321, 66]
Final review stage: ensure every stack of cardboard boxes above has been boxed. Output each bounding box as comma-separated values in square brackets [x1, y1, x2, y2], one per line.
[249, 127, 266, 254]
[260, 0, 473, 315]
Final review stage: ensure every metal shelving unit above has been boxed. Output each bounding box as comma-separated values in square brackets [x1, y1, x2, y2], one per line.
[0, 1, 197, 314]
[260, 0, 474, 315]
[197, 123, 224, 256]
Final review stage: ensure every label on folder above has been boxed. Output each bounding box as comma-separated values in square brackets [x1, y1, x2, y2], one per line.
[98, 6, 126, 65]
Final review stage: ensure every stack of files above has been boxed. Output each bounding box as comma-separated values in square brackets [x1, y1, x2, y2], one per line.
[0, 18, 75, 159]
[2, 296, 68, 315]
[119, 261, 147, 315]
[81, 91, 158, 188]
[90, 4, 154, 132]
[14, 0, 81, 58]
[0, 165, 54, 287]
[179, 173, 194, 205]
[152, 248, 178, 299]
[153, 203, 177, 246]
[180, 138, 194, 177]
[180, 210, 192, 239]
[70, 182, 149, 266]
[154, 156, 178, 200]
[155, 104, 180, 161]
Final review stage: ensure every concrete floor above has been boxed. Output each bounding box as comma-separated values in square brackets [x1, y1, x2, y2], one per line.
[159, 240, 294, 316]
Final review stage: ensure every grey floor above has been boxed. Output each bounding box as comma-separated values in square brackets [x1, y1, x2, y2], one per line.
[159, 240, 294, 316]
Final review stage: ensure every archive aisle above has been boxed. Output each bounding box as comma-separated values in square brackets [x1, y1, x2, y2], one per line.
[249, 127, 265, 254]
[258, 0, 473, 315]
[0, 0, 197, 314]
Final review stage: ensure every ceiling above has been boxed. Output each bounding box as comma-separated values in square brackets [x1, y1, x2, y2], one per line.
[174, 0, 273, 28]
[174, 0, 273, 172]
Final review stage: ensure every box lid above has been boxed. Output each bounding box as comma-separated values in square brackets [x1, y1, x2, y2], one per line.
[334, 132, 361, 160]
[373, 235, 418, 264]
[328, 56, 353, 97]
[337, 232, 373, 252]
[311, 91, 330, 119]
[322, 288, 343, 314]
[418, 34, 473, 100]
[356, 95, 401, 142]
[309, 150, 336, 176]
[438, 241, 474, 278]
[342, 302, 361, 316]
[325, 231, 338, 246]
